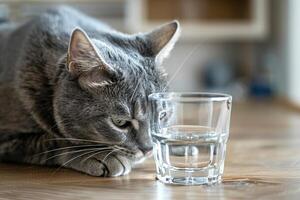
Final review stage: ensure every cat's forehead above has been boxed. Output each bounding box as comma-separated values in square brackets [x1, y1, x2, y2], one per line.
[86, 39, 166, 99]
[98, 75, 158, 104]
[93, 38, 142, 59]
[93, 44, 154, 78]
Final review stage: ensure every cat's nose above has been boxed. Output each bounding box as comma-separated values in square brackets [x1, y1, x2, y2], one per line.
[139, 144, 153, 155]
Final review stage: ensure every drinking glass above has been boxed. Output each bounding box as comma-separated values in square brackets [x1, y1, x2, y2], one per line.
[148, 92, 232, 185]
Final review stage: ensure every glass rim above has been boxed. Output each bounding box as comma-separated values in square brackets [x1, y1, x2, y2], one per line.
[148, 92, 232, 102]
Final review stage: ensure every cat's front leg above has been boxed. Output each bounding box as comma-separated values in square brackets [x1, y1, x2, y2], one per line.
[0, 133, 62, 166]
[0, 134, 131, 177]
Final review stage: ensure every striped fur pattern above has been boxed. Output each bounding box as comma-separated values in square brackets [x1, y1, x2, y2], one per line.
[0, 7, 180, 176]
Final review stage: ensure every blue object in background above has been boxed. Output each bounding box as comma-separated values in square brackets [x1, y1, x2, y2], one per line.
[250, 78, 273, 97]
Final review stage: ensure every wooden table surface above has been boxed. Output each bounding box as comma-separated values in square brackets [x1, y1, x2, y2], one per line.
[1, 101, 300, 200]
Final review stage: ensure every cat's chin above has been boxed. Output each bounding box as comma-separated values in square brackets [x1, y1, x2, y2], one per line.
[131, 150, 153, 166]
[133, 156, 146, 165]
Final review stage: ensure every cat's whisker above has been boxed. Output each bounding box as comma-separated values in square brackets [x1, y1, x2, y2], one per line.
[34, 144, 107, 157]
[42, 147, 112, 163]
[112, 139, 136, 155]
[114, 145, 135, 155]
[48, 118, 72, 131]
[82, 149, 112, 163]
[47, 138, 107, 144]
[102, 148, 121, 163]
[113, 145, 126, 151]
[164, 45, 199, 90]
[52, 149, 102, 175]
[46, 137, 127, 150]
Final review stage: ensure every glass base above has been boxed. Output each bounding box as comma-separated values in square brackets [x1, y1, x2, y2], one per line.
[157, 174, 221, 185]
[156, 166, 222, 185]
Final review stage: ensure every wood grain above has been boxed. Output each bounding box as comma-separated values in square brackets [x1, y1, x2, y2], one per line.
[1, 101, 300, 200]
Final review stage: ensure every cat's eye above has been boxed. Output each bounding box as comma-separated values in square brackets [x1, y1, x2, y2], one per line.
[111, 118, 130, 128]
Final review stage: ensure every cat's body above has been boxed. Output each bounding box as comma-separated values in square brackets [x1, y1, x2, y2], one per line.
[0, 7, 179, 176]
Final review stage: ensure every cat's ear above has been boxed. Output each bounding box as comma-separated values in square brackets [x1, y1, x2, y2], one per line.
[144, 20, 180, 64]
[67, 28, 116, 87]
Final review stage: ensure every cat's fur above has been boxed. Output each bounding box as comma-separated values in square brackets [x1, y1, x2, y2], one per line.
[0, 6, 180, 176]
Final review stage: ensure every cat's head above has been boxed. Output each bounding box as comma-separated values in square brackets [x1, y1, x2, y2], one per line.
[53, 21, 180, 176]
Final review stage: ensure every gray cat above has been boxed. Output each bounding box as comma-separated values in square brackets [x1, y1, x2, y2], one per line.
[0, 6, 180, 176]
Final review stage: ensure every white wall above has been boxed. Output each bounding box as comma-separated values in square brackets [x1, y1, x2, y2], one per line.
[287, 0, 300, 105]
[163, 42, 235, 92]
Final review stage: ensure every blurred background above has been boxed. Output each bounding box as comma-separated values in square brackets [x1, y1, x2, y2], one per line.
[0, 0, 298, 107]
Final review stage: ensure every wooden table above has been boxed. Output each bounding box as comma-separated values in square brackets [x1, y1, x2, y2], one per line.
[1, 102, 300, 200]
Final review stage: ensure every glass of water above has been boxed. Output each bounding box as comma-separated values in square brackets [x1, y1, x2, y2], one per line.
[148, 92, 232, 185]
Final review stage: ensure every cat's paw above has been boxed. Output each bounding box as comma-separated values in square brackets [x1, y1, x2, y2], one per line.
[68, 154, 132, 177]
